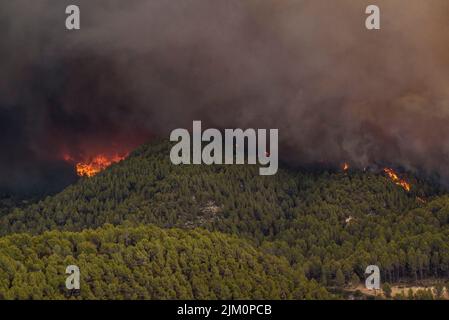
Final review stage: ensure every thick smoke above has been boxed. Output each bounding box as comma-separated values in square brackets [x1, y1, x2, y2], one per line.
[1, 0, 449, 193]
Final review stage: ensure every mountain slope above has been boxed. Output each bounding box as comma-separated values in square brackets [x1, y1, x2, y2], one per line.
[1, 140, 448, 287]
[0, 140, 426, 236]
[0, 224, 329, 300]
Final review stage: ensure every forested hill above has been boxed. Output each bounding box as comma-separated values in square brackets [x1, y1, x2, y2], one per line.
[0, 140, 434, 236]
[0, 224, 329, 299]
[1, 140, 449, 289]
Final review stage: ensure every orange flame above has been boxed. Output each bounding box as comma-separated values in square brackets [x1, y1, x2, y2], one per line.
[64, 153, 127, 177]
[342, 162, 349, 171]
[383, 168, 411, 192]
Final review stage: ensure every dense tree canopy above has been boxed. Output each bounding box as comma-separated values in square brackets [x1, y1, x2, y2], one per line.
[0, 224, 329, 300]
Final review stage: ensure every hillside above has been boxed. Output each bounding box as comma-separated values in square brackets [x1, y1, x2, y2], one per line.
[0, 223, 329, 299]
[1, 140, 449, 292]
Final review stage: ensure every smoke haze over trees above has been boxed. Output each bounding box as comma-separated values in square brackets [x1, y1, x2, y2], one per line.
[1, 0, 449, 192]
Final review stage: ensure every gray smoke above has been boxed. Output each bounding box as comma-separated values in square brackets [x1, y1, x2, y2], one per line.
[1, 0, 449, 192]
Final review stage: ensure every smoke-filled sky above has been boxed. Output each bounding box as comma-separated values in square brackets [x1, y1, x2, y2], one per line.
[1, 0, 449, 193]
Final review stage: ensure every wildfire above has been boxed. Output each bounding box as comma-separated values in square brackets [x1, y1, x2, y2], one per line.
[383, 168, 411, 192]
[342, 162, 350, 171]
[64, 153, 128, 177]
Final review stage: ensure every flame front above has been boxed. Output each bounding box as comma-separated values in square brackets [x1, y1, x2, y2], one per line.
[342, 162, 349, 171]
[75, 154, 126, 177]
[383, 168, 411, 192]
[64, 153, 127, 177]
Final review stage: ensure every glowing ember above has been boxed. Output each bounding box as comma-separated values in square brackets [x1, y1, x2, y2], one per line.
[416, 196, 426, 203]
[383, 168, 411, 192]
[64, 153, 127, 177]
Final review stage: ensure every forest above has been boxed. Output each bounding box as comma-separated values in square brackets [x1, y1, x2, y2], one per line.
[0, 224, 330, 299]
[0, 140, 448, 299]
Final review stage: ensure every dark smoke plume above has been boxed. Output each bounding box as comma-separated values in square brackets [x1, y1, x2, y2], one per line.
[1, 0, 449, 193]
